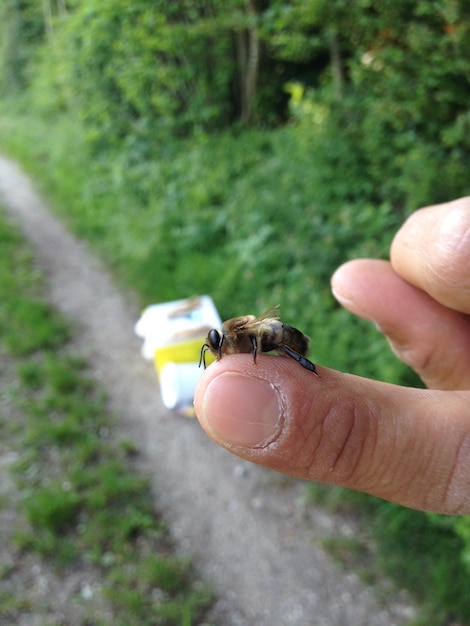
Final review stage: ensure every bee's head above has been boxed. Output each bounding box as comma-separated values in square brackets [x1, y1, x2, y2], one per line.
[199, 329, 223, 369]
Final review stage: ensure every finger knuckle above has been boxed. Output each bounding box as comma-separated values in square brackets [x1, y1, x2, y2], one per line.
[308, 394, 378, 486]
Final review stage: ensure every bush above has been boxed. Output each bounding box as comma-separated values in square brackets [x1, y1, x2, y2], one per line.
[27, 0, 238, 148]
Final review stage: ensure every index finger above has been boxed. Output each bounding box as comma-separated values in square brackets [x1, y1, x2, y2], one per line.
[391, 198, 470, 314]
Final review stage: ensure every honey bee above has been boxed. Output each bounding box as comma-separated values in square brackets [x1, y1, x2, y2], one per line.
[199, 305, 319, 376]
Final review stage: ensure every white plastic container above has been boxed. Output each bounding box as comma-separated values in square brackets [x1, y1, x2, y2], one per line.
[135, 296, 221, 416]
[159, 362, 203, 412]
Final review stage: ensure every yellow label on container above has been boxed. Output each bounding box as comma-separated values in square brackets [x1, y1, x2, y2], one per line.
[154, 338, 215, 378]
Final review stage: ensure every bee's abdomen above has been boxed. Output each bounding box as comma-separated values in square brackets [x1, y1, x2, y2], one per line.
[281, 324, 310, 355]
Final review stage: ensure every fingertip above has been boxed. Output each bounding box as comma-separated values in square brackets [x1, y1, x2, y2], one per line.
[330, 261, 357, 309]
[194, 355, 323, 452]
[331, 259, 393, 321]
[195, 361, 284, 448]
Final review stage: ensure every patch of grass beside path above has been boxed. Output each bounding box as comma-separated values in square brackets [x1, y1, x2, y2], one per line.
[0, 206, 213, 625]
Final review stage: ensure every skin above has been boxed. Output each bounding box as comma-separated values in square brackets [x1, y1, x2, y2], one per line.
[194, 198, 470, 514]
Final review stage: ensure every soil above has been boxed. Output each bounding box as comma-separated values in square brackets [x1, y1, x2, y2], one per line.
[0, 155, 417, 626]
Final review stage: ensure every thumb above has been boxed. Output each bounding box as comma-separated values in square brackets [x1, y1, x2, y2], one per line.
[194, 356, 470, 515]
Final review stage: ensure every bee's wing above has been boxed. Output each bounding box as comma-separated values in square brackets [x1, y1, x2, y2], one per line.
[225, 306, 280, 334]
[252, 305, 281, 323]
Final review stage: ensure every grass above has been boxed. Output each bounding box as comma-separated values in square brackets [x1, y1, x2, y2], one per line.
[306, 483, 470, 625]
[0, 206, 212, 624]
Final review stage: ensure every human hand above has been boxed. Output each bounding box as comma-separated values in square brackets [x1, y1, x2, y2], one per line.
[194, 198, 470, 514]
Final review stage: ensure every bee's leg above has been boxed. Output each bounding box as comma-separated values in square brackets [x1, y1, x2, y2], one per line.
[217, 334, 225, 360]
[279, 345, 320, 377]
[199, 344, 207, 369]
[250, 335, 258, 363]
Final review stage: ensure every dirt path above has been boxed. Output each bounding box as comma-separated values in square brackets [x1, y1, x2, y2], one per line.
[0, 155, 415, 626]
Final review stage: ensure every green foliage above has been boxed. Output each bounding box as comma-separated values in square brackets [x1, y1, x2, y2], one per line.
[262, 0, 350, 61]
[455, 515, 470, 575]
[23, 483, 81, 534]
[141, 555, 189, 592]
[0, 0, 46, 93]
[264, 0, 470, 209]
[16, 360, 45, 390]
[0, 213, 70, 354]
[307, 485, 470, 624]
[374, 505, 470, 623]
[0, 207, 213, 623]
[344, 2, 470, 206]
[27, 0, 244, 146]
[4, 297, 70, 355]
